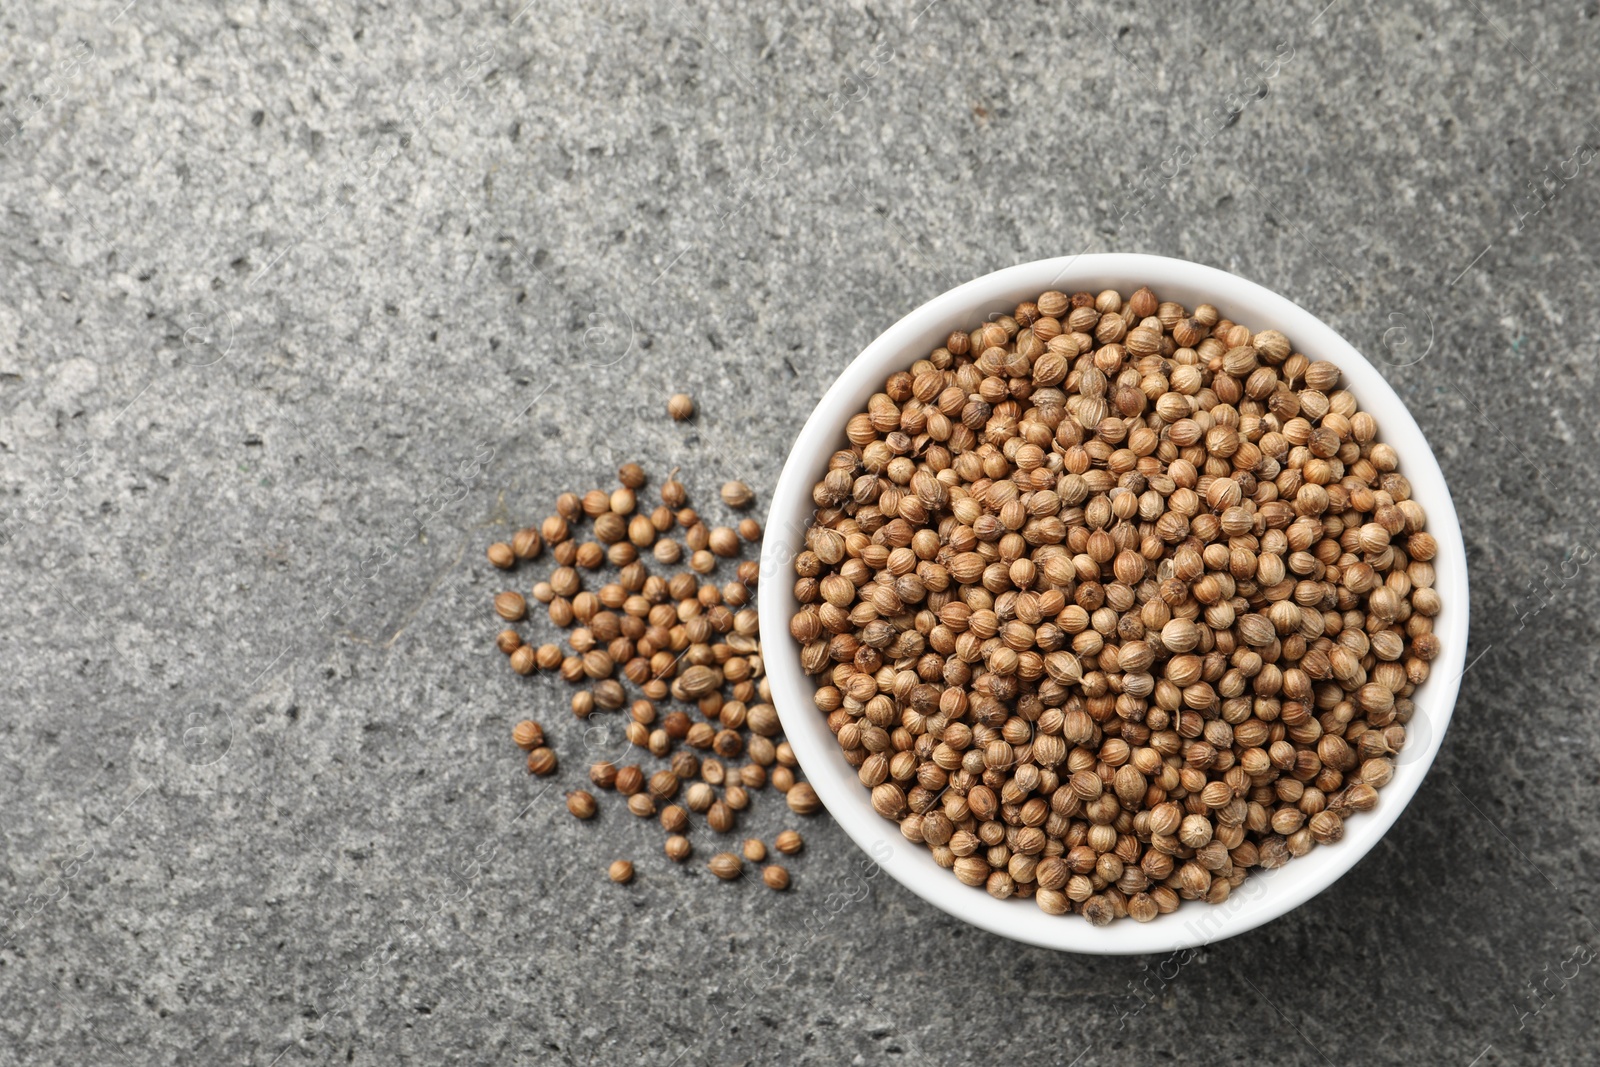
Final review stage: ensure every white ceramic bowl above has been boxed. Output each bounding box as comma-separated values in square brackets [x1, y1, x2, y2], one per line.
[758, 253, 1470, 955]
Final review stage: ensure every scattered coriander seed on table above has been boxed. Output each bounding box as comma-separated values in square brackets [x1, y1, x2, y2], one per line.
[667, 393, 695, 421]
[785, 783, 820, 815]
[512, 528, 542, 559]
[708, 853, 743, 880]
[618, 462, 647, 489]
[585, 763, 616, 792]
[566, 790, 598, 819]
[493, 591, 526, 621]
[492, 463, 802, 888]
[608, 860, 634, 884]
[774, 830, 804, 855]
[487, 542, 514, 569]
[511, 721, 544, 751]
[614, 765, 644, 796]
[660, 805, 689, 833]
[762, 865, 790, 891]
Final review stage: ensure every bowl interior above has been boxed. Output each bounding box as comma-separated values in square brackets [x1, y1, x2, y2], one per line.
[758, 253, 1469, 954]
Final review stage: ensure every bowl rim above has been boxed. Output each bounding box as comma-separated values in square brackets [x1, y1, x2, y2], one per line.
[758, 253, 1470, 955]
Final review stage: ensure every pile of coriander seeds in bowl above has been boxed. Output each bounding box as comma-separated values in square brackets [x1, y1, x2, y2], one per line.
[783, 281, 1445, 927]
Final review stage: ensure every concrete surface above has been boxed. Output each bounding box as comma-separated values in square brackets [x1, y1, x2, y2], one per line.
[2, 0, 1598, 1063]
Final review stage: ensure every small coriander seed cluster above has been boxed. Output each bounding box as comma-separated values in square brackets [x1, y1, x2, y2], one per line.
[492, 459, 813, 890]
[789, 286, 1442, 925]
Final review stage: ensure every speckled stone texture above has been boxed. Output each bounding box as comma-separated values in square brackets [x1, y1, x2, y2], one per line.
[2, 1, 1597, 1063]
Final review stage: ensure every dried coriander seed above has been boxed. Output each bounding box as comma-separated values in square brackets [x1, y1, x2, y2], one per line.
[566, 790, 598, 819]
[608, 859, 634, 884]
[512, 721, 544, 751]
[614, 765, 644, 796]
[762, 865, 790, 891]
[721, 481, 753, 509]
[487, 542, 515, 569]
[684, 782, 715, 812]
[785, 783, 820, 815]
[668, 393, 695, 421]
[774, 830, 804, 855]
[708, 527, 740, 557]
[618, 462, 647, 489]
[649, 769, 680, 800]
[493, 592, 527, 621]
[708, 853, 742, 880]
[742, 838, 767, 862]
[512, 528, 543, 559]
[526, 747, 557, 776]
[665, 835, 692, 862]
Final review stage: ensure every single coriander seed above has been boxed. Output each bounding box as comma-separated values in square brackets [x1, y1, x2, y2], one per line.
[608, 859, 634, 884]
[614, 765, 644, 795]
[762, 865, 790, 891]
[566, 790, 598, 819]
[618, 462, 647, 489]
[708, 852, 743, 880]
[494, 592, 527, 621]
[785, 783, 820, 815]
[668, 393, 695, 421]
[708, 527, 740, 557]
[590, 761, 618, 789]
[511, 720, 544, 751]
[511, 528, 543, 559]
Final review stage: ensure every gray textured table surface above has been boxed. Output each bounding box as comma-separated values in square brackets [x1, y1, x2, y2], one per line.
[3, 1, 1597, 1064]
